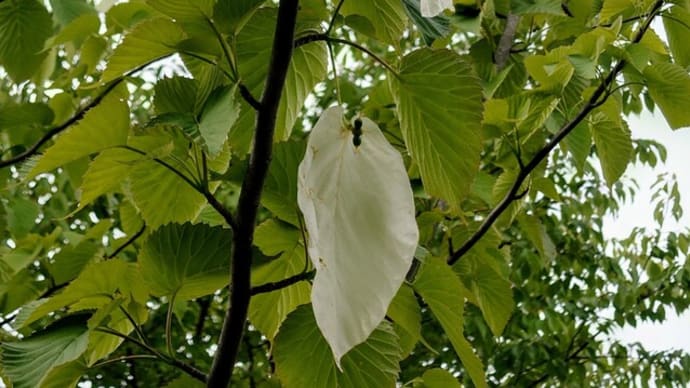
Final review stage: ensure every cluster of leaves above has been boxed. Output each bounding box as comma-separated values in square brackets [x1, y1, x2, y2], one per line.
[0, 0, 690, 387]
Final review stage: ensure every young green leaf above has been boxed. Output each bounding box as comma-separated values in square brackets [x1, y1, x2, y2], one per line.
[0, 0, 52, 82]
[413, 258, 487, 388]
[138, 222, 231, 300]
[297, 106, 418, 365]
[393, 48, 483, 208]
[644, 62, 690, 129]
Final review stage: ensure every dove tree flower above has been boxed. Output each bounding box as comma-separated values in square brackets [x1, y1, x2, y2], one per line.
[421, 0, 454, 17]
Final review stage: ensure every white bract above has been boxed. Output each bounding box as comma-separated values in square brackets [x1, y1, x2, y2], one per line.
[297, 106, 419, 366]
[420, 0, 454, 17]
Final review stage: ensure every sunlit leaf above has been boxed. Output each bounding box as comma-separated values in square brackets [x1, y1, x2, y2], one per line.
[393, 48, 483, 207]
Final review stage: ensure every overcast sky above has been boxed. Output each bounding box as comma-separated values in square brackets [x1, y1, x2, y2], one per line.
[607, 109, 690, 352]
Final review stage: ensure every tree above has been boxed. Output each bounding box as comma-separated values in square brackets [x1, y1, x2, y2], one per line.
[1, 0, 690, 387]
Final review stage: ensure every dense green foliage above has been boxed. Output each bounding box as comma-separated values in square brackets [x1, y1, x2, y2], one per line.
[1, 0, 690, 387]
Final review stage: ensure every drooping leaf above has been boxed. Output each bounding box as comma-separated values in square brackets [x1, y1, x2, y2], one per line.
[273, 304, 402, 388]
[198, 85, 240, 157]
[0, 0, 52, 82]
[297, 106, 418, 364]
[138, 222, 231, 300]
[393, 48, 483, 207]
[249, 220, 310, 339]
[413, 258, 487, 388]
[341, 0, 407, 45]
[664, 6, 690, 68]
[590, 114, 633, 186]
[644, 62, 690, 129]
[262, 140, 307, 225]
[102, 18, 186, 82]
[1, 316, 90, 388]
[28, 88, 130, 180]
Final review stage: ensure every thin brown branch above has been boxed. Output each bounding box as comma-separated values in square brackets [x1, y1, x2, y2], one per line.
[106, 224, 146, 259]
[206, 0, 300, 386]
[250, 270, 315, 296]
[239, 84, 262, 111]
[0, 79, 123, 168]
[447, 0, 665, 266]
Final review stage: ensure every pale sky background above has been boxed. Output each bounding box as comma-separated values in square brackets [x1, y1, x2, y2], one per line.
[609, 110, 690, 353]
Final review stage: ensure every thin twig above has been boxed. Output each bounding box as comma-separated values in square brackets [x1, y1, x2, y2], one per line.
[106, 224, 146, 259]
[447, 0, 665, 266]
[294, 34, 400, 77]
[166, 291, 178, 357]
[250, 270, 315, 296]
[495, 14, 521, 70]
[207, 1, 300, 386]
[91, 354, 158, 368]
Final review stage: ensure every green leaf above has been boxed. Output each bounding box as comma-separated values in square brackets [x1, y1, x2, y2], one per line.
[4, 197, 39, 238]
[249, 220, 310, 339]
[590, 114, 633, 186]
[39, 360, 87, 388]
[511, 0, 565, 15]
[413, 258, 487, 388]
[1, 316, 90, 388]
[48, 13, 101, 48]
[213, 0, 266, 35]
[0, 269, 43, 315]
[262, 140, 307, 225]
[562, 121, 591, 172]
[0, 0, 52, 82]
[393, 48, 483, 207]
[50, 0, 97, 27]
[421, 368, 462, 388]
[231, 8, 328, 151]
[386, 284, 422, 356]
[0, 103, 54, 129]
[47, 241, 102, 286]
[139, 222, 231, 300]
[146, 0, 214, 21]
[155, 76, 199, 114]
[76, 148, 144, 212]
[341, 0, 407, 46]
[18, 260, 144, 328]
[645, 63, 690, 130]
[472, 263, 514, 336]
[274, 304, 402, 388]
[664, 6, 690, 68]
[28, 88, 130, 180]
[199, 85, 240, 157]
[402, 0, 451, 46]
[102, 18, 186, 82]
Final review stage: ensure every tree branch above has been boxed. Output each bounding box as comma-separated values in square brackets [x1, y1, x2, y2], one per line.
[494, 14, 521, 70]
[207, 0, 300, 386]
[106, 224, 146, 259]
[0, 79, 123, 169]
[250, 270, 315, 296]
[447, 0, 665, 266]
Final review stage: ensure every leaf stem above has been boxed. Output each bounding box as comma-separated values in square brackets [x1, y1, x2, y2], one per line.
[250, 270, 315, 296]
[166, 291, 177, 357]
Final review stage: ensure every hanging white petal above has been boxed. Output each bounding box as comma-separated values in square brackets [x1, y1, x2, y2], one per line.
[420, 0, 454, 17]
[297, 106, 419, 366]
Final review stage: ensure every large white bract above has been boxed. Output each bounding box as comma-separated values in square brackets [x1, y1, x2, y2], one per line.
[420, 0, 454, 17]
[297, 106, 419, 366]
